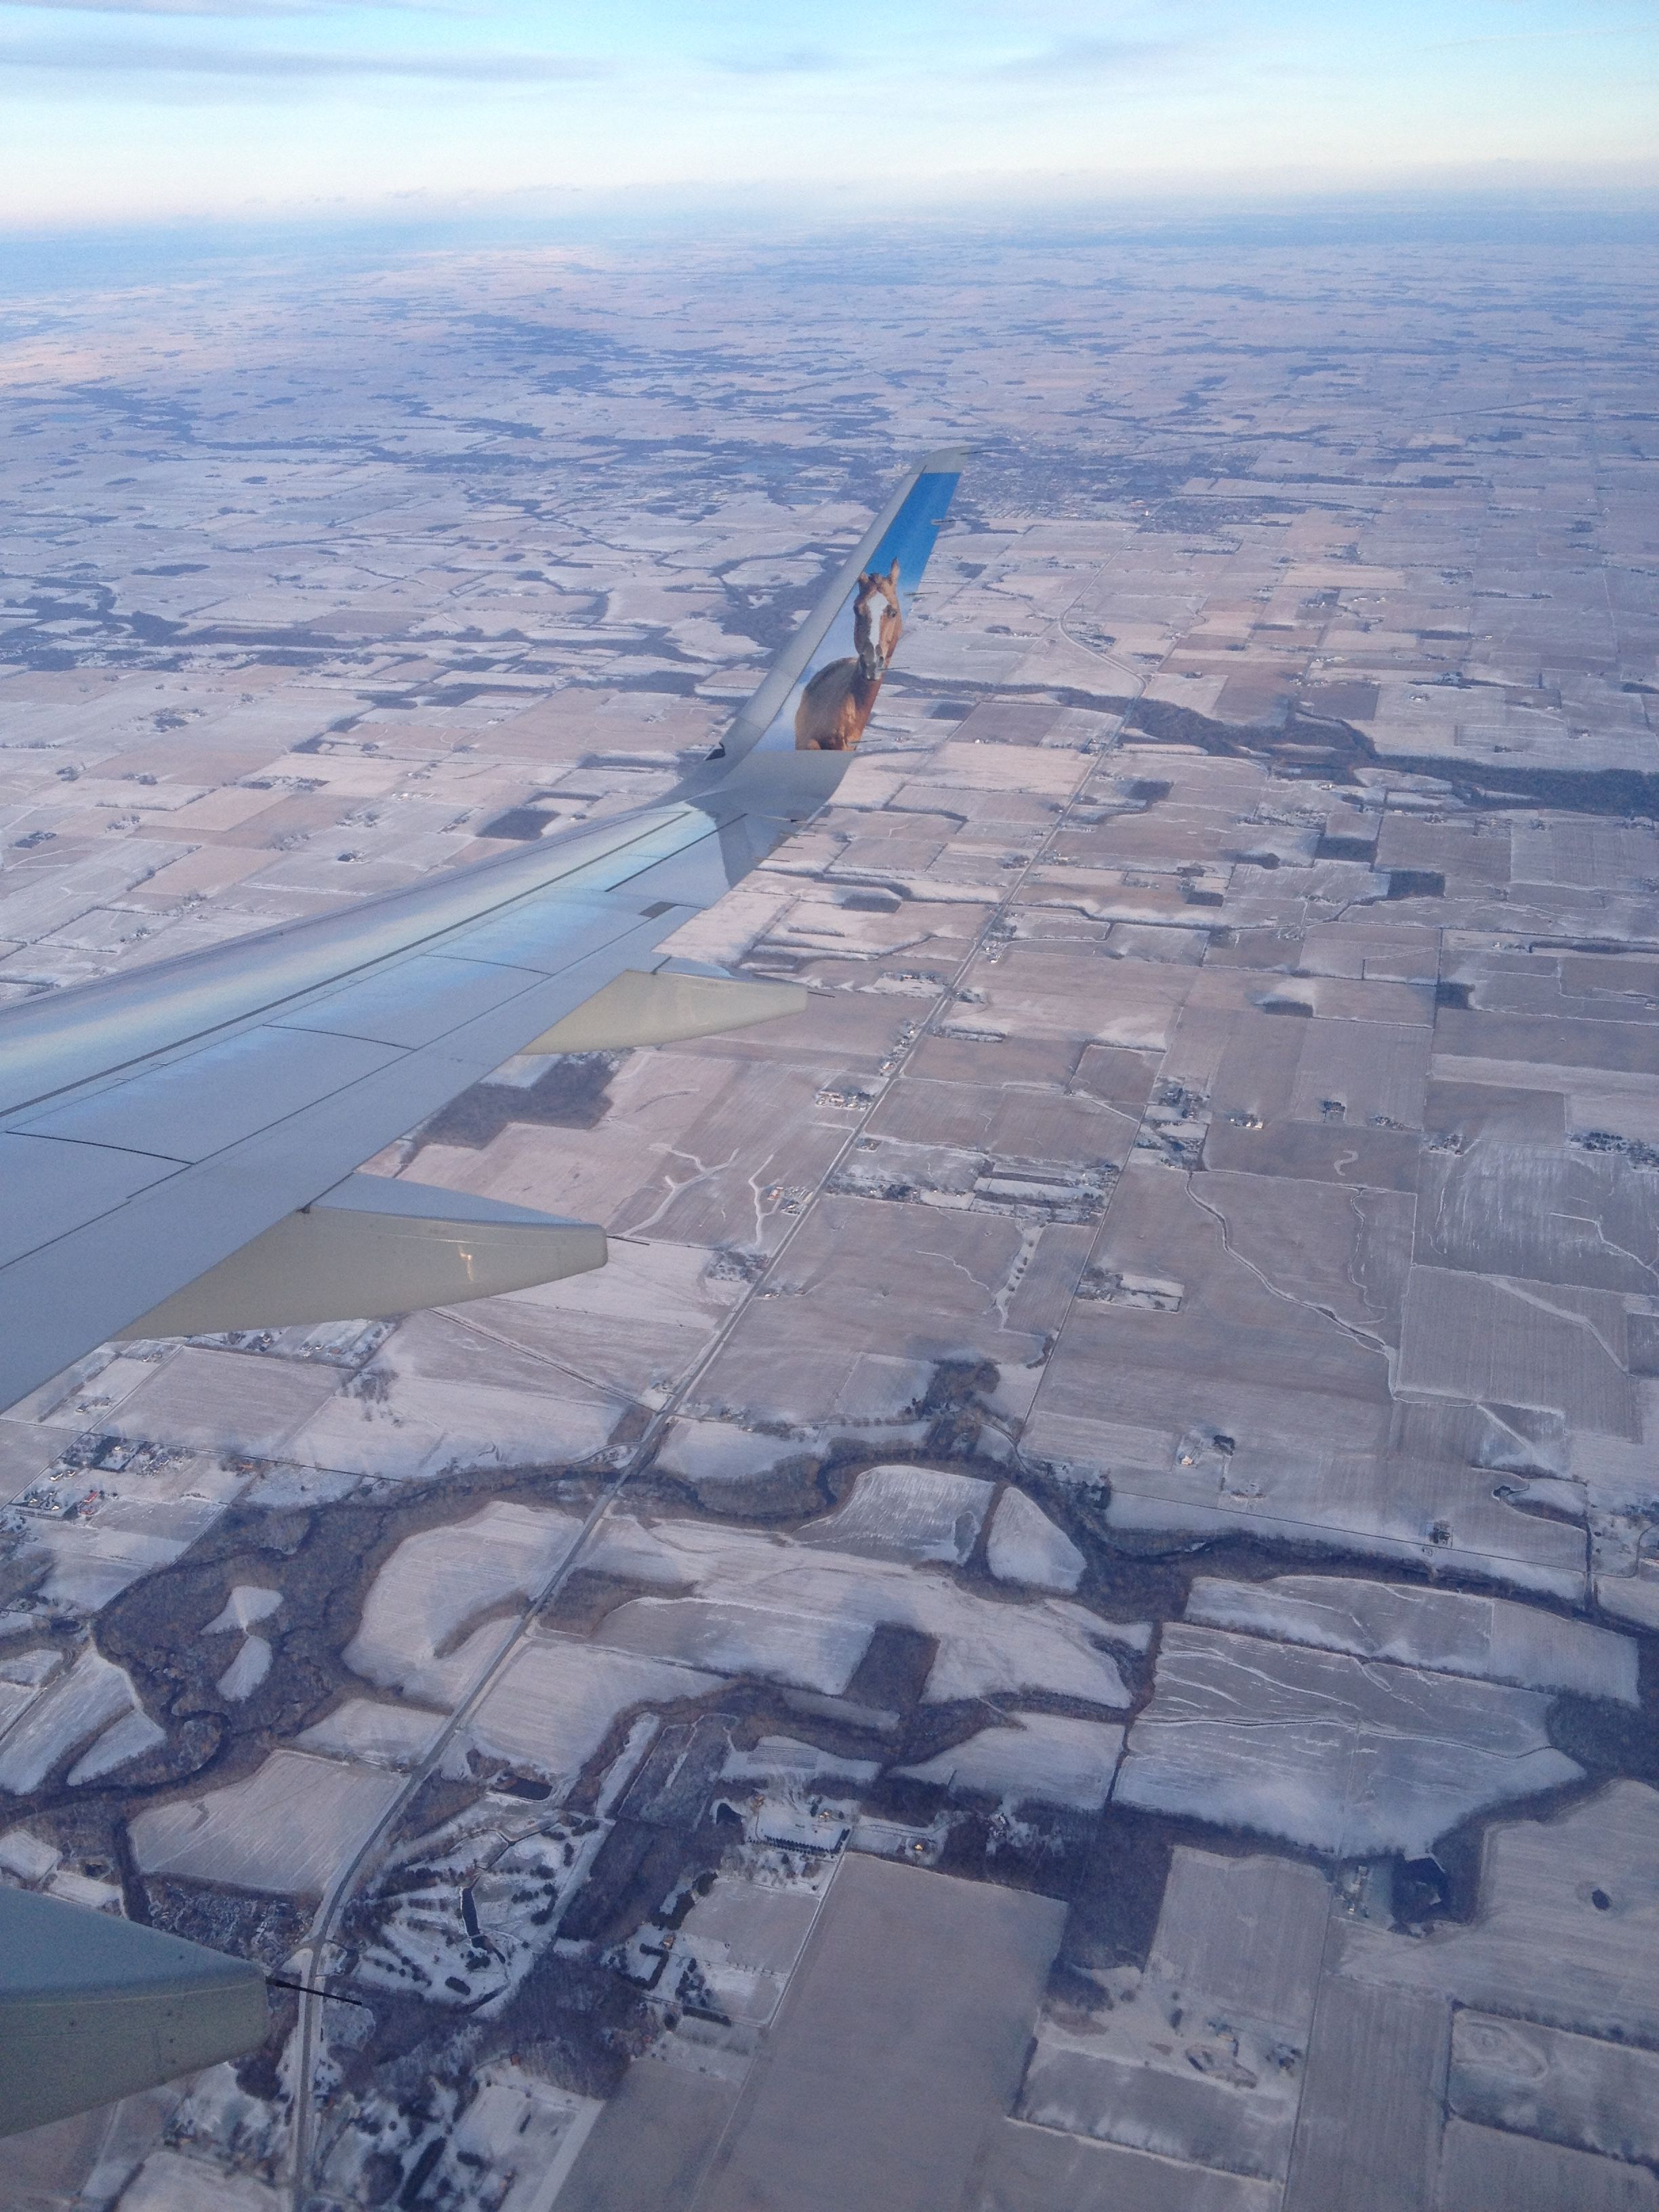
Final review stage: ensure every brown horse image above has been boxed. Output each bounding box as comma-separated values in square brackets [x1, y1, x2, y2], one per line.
[794, 560, 902, 751]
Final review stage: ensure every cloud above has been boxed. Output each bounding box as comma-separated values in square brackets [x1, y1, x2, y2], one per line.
[706, 46, 839, 78]
[1431, 22, 1659, 47]
[0, 0, 443, 12]
[0, 35, 605, 77]
[993, 33, 1185, 80]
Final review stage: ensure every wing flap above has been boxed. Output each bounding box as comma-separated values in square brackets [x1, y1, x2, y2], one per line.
[118, 1174, 605, 1338]
[521, 968, 806, 1054]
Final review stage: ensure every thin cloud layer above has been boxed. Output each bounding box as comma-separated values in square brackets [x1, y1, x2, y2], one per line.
[0, 0, 443, 13]
[1, 36, 604, 75]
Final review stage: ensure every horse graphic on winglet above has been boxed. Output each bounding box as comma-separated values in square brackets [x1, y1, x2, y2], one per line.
[794, 559, 902, 751]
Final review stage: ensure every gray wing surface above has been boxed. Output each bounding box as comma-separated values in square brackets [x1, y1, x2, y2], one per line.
[0, 451, 966, 1418]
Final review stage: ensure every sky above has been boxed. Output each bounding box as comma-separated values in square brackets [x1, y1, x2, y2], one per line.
[0, 0, 1655, 233]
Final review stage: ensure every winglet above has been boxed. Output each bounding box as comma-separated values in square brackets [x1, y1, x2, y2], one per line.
[714, 447, 969, 766]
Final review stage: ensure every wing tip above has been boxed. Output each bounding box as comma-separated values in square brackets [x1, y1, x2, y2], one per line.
[916, 445, 973, 474]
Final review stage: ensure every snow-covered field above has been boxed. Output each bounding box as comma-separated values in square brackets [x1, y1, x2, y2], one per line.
[0, 1824, 60, 1881]
[900, 1714, 1126, 1811]
[295, 1697, 448, 1769]
[670, 1868, 825, 2026]
[801, 1465, 994, 1564]
[1185, 1575, 1637, 1705]
[216, 1637, 272, 1702]
[0, 1647, 159, 1795]
[653, 1418, 821, 1494]
[1115, 1625, 1582, 1857]
[465, 1635, 722, 1790]
[344, 1499, 583, 1706]
[7, 1515, 198, 1615]
[722, 1736, 880, 1791]
[594, 1596, 872, 1696]
[203, 1586, 282, 1635]
[130, 1748, 403, 1893]
[584, 1511, 1136, 1707]
[115, 2150, 283, 2212]
[984, 1487, 1086, 1593]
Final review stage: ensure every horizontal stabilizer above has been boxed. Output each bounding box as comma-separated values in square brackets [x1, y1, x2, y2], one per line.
[522, 965, 806, 1054]
[0, 1889, 267, 2137]
[119, 1174, 605, 1339]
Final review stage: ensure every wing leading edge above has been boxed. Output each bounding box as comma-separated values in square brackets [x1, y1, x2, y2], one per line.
[0, 451, 966, 1419]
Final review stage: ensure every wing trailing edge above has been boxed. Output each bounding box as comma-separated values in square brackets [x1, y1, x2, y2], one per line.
[521, 965, 806, 1054]
[116, 1174, 607, 1340]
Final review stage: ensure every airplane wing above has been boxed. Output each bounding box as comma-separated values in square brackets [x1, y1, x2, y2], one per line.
[0, 449, 966, 2139]
[0, 450, 966, 1422]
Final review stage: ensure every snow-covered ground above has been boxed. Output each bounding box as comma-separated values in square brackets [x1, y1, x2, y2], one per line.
[130, 1748, 403, 1893]
[722, 1736, 880, 1791]
[1115, 1625, 1582, 1857]
[899, 1714, 1126, 1811]
[350, 1797, 610, 2011]
[203, 1586, 282, 1635]
[593, 1595, 872, 1696]
[1185, 1575, 1638, 1705]
[984, 1487, 1086, 1593]
[801, 1465, 994, 1564]
[344, 1499, 583, 1706]
[0, 1646, 159, 1795]
[295, 1696, 448, 1769]
[112, 2149, 283, 2212]
[216, 1637, 272, 1702]
[464, 1635, 722, 1789]
[583, 1511, 1137, 1707]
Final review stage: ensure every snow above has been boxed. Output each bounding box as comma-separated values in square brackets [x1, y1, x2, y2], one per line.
[452, 2072, 601, 2211]
[203, 1585, 282, 1636]
[1187, 1574, 1638, 1706]
[802, 1465, 994, 1565]
[295, 1697, 448, 1769]
[345, 1500, 583, 1706]
[216, 1636, 272, 1702]
[596, 1597, 872, 1694]
[115, 2150, 283, 2212]
[583, 1514, 1134, 1709]
[0, 1825, 60, 1881]
[985, 1488, 1086, 1593]
[723, 1736, 880, 1789]
[48, 1868, 122, 1912]
[65, 1708, 166, 1785]
[130, 1749, 403, 1895]
[899, 1714, 1125, 1811]
[655, 1419, 819, 1492]
[1595, 1574, 1659, 1633]
[466, 1636, 722, 1792]
[14, 1518, 190, 1613]
[349, 1799, 611, 2015]
[0, 1647, 148, 1795]
[1115, 1624, 1583, 1858]
[665, 1868, 825, 2026]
